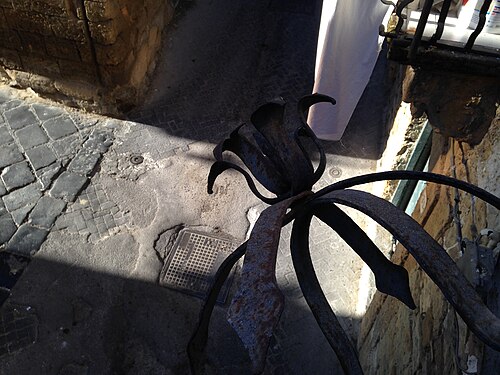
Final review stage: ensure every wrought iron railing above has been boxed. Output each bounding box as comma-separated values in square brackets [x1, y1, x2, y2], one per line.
[187, 95, 500, 374]
[380, 0, 500, 76]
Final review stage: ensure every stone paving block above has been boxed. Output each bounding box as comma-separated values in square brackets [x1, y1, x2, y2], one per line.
[51, 134, 81, 159]
[0, 143, 24, 169]
[0, 181, 6, 197]
[50, 172, 87, 202]
[114, 216, 127, 226]
[2, 183, 42, 212]
[4, 106, 38, 130]
[5, 224, 48, 256]
[0, 126, 14, 146]
[67, 149, 100, 176]
[42, 116, 78, 140]
[14, 124, 49, 150]
[28, 196, 66, 229]
[103, 214, 115, 227]
[86, 221, 98, 234]
[25, 145, 57, 170]
[99, 201, 115, 210]
[0, 100, 23, 112]
[96, 223, 107, 233]
[0, 201, 6, 216]
[54, 211, 85, 232]
[1, 162, 35, 191]
[34, 162, 61, 191]
[0, 214, 17, 245]
[11, 204, 36, 226]
[73, 213, 87, 231]
[70, 113, 99, 131]
[83, 129, 113, 153]
[32, 104, 66, 121]
[81, 210, 93, 220]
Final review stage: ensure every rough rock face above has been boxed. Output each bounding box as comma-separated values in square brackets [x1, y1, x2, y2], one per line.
[359, 110, 500, 374]
[403, 67, 500, 145]
[0, 0, 175, 110]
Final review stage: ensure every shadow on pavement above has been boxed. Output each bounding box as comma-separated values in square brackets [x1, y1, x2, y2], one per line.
[127, 0, 399, 161]
[0, 256, 359, 374]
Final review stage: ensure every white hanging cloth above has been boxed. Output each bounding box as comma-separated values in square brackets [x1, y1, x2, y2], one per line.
[308, 0, 391, 140]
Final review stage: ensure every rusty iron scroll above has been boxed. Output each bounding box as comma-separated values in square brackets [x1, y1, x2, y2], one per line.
[227, 192, 310, 373]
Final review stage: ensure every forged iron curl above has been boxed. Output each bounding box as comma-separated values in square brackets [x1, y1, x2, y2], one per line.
[189, 94, 500, 374]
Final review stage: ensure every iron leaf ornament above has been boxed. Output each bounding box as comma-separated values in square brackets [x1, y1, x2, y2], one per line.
[188, 94, 500, 374]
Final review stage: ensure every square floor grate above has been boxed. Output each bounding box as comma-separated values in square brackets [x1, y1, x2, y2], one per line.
[159, 229, 240, 304]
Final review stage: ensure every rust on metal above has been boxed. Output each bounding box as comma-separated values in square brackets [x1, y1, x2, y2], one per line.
[208, 95, 336, 203]
[227, 192, 309, 374]
[322, 189, 500, 351]
[190, 94, 500, 374]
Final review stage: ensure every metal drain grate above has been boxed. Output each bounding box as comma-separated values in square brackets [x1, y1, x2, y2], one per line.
[159, 229, 240, 304]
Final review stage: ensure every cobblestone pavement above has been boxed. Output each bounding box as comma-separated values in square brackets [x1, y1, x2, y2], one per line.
[0, 1, 391, 373]
[0, 87, 113, 299]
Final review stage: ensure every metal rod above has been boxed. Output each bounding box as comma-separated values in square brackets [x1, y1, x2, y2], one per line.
[312, 171, 500, 210]
[409, 0, 436, 61]
[394, 0, 415, 33]
[388, 43, 500, 76]
[187, 242, 247, 374]
[465, 0, 493, 51]
[291, 212, 364, 375]
[395, 0, 418, 33]
[430, 0, 453, 42]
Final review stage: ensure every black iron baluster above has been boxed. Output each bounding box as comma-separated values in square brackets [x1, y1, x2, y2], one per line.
[408, 0, 436, 61]
[395, 0, 418, 33]
[430, 0, 453, 43]
[465, 0, 493, 51]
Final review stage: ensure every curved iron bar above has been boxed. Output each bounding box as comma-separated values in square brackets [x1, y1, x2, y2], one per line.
[378, 0, 398, 36]
[216, 132, 291, 195]
[296, 94, 336, 184]
[465, 0, 493, 51]
[291, 210, 364, 375]
[319, 189, 500, 351]
[250, 129, 290, 179]
[227, 193, 310, 374]
[430, 0, 453, 43]
[191, 173, 499, 373]
[311, 202, 416, 309]
[312, 170, 500, 209]
[250, 101, 315, 194]
[282, 170, 500, 227]
[408, 0, 438, 61]
[294, 127, 321, 180]
[188, 242, 248, 374]
[380, 0, 398, 9]
[189, 193, 311, 374]
[208, 161, 287, 205]
[394, 0, 415, 33]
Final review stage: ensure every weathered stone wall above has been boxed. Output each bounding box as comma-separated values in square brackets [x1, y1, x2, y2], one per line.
[358, 109, 500, 374]
[0, 0, 174, 110]
[403, 68, 500, 145]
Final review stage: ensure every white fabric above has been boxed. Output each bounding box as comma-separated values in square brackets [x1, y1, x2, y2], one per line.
[308, 0, 391, 140]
